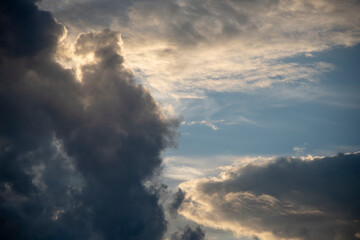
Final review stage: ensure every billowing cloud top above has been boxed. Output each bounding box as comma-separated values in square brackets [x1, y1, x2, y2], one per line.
[0, 0, 178, 239]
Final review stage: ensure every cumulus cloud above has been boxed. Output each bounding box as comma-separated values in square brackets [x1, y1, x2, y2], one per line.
[0, 0, 178, 239]
[177, 153, 360, 240]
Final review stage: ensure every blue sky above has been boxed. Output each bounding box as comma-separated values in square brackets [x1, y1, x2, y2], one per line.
[167, 43, 360, 160]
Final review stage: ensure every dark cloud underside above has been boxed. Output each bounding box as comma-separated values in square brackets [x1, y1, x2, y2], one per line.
[170, 225, 205, 240]
[179, 153, 360, 240]
[0, 0, 178, 239]
[169, 188, 186, 217]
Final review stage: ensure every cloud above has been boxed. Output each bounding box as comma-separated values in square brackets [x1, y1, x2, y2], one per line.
[163, 155, 237, 186]
[0, 0, 178, 239]
[181, 117, 258, 131]
[169, 188, 186, 217]
[38, 0, 360, 103]
[181, 120, 223, 131]
[293, 143, 307, 155]
[177, 153, 360, 240]
[170, 225, 205, 240]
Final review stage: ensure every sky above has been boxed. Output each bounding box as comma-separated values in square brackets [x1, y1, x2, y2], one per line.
[0, 0, 360, 240]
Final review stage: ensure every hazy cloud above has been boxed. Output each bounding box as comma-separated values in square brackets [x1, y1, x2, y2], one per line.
[0, 0, 178, 239]
[177, 153, 360, 240]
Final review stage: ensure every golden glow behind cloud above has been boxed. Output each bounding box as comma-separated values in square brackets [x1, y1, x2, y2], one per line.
[42, 0, 360, 106]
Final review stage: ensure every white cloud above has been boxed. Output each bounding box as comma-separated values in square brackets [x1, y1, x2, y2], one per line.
[181, 120, 224, 130]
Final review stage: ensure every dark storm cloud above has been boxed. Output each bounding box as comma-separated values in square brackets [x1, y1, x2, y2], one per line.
[170, 225, 205, 240]
[0, 0, 65, 57]
[0, 0, 178, 239]
[179, 153, 360, 240]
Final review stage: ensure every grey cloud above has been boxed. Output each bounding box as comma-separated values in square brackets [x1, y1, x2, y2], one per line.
[38, 0, 132, 31]
[128, 0, 360, 48]
[171, 225, 205, 240]
[169, 188, 186, 217]
[39, 0, 360, 49]
[0, 0, 65, 57]
[179, 153, 360, 240]
[0, 0, 178, 239]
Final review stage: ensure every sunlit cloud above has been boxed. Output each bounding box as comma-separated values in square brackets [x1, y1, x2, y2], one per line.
[176, 152, 360, 240]
[55, 29, 124, 81]
[40, 0, 360, 109]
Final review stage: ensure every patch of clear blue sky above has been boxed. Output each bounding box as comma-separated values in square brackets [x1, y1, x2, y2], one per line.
[167, 44, 360, 158]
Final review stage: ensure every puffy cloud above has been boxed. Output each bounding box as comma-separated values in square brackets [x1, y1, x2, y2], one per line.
[177, 153, 360, 240]
[0, 0, 178, 239]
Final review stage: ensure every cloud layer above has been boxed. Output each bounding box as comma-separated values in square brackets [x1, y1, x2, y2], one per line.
[39, 0, 360, 101]
[177, 153, 360, 240]
[0, 0, 177, 239]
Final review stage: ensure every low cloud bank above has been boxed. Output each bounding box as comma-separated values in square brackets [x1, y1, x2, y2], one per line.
[177, 153, 360, 240]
